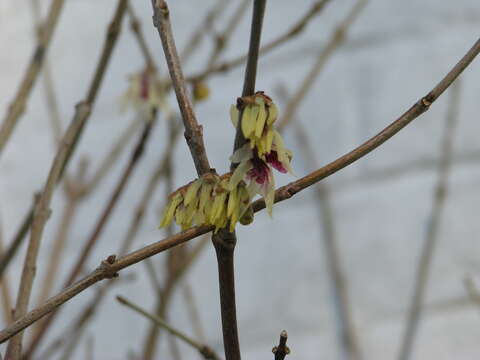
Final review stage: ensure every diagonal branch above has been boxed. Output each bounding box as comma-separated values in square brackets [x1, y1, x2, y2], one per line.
[0, 35, 477, 345]
[0, 0, 66, 156]
[151, 0, 211, 176]
[396, 80, 462, 360]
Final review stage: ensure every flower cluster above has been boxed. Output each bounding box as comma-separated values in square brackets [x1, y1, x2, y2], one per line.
[120, 67, 163, 115]
[229, 92, 293, 215]
[160, 173, 253, 233]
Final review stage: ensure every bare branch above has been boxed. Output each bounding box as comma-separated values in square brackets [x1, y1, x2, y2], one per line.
[150, 0, 211, 175]
[0, 36, 477, 345]
[117, 296, 221, 360]
[277, 0, 368, 131]
[189, 0, 333, 82]
[397, 80, 462, 360]
[0, 0, 66, 156]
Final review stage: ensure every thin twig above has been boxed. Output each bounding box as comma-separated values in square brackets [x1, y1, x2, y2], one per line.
[0, 219, 12, 325]
[464, 277, 480, 308]
[277, 0, 368, 131]
[5, 102, 90, 360]
[127, 2, 156, 70]
[0, 0, 129, 283]
[0, 0, 66, 156]
[0, 37, 477, 343]
[272, 330, 290, 360]
[25, 115, 155, 357]
[397, 80, 462, 360]
[35, 159, 87, 310]
[213, 2, 267, 360]
[117, 295, 221, 360]
[294, 122, 362, 360]
[205, 0, 250, 69]
[182, 282, 207, 343]
[151, 0, 211, 176]
[273, 2, 369, 353]
[30, 0, 63, 143]
[180, 0, 230, 64]
[188, 0, 332, 82]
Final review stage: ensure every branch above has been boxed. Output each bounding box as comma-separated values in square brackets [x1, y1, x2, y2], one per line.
[5, 102, 90, 360]
[189, 0, 332, 82]
[25, 116, 155, 357]
[396, 80, 461, 360]
[277, 0, 368, 131]
[0, 35, 477, 344]
[272, 330, 290, 360]
[117, 296, 221, 360]
[0, 0, 66, 156]
[0, 0, 129, 283]
[151, 0, 211, 175]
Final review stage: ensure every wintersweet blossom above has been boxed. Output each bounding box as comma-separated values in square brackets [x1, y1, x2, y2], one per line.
[230, 91, 279, 158]
[159, 173, 253, 233]
[120, 68, 163, 114]
[229, 144, 292, 215]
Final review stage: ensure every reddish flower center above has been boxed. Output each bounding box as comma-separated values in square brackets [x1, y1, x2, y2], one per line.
[265, 151, 287, 173]
[247, 156, 270, 184]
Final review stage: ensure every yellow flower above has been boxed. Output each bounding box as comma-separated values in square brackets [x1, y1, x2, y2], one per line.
[230, 92, 279, 159]
[159, 173, 253, 233]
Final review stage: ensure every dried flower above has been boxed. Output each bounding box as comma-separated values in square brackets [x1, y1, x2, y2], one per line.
[120, 68, 163, 115]
[159, 173, 253, 233]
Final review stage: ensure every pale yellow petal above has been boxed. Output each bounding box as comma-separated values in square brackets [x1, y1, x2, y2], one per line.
[255, 103, 267, 138]
[229, 160, 253, 190]
[159, 193, 182, 228]
[241, 106, 255, 138]
[267, 103, 278, 125]
[184, 179, 201, 206]
[230, 105, 239, 128]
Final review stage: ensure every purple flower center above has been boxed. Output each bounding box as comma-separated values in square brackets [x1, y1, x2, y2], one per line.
[247, 156, 270, 184]
[265, 151, 287, 173]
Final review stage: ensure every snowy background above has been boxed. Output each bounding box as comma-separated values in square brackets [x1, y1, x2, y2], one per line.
[1, 0, 480, 359]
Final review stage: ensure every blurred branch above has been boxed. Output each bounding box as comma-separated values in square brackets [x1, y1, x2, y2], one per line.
[277, 0, 368, 131]
[30, 0, 63, 143]
[182, 282, 207, 343]
[0, 35, 478, 344]
[0, 220, 12, 325]
[0, 0, 129, 285]
[0, 0, 66, 156]
[205, 0, 250, 69]
[127, 2, 156, 70]
[272, 330, 290, 360]
[464, 277, 480, 308]
[180, 0, 230, 64]
[5, 101, 90, 360]
[117, 295, 221, 360]
[26, 114, 156, 357]
[397, 81, 462, 360]
[189, 0, 333, 82]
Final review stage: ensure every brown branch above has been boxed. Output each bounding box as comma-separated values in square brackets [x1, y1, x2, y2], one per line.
[0, 0, 129, 283]
[30, 0, 63, 144]
[5, 102, 90, 360]
[396, 80, 461, 360]
[277, 0, 368, 131]
[205, 0, 250, 70]
[180, 0, 230, 65]
[117, 296, 221, 360]
[0, 0, 66, 156]
[294, 123, 362, 360]
[127, 2, 156, 71]
[0, 220, 12, 325]
[25, 115, 155, 357]
[151, 0, 211, 176]
[0, 35, 477, 345]
[188, 0, 332, 83]
[272, 330, 290, 360]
